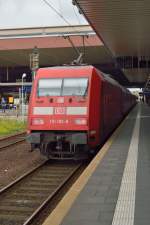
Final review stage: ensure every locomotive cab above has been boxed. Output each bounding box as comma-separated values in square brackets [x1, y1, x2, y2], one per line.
[27, 66, 95, 160]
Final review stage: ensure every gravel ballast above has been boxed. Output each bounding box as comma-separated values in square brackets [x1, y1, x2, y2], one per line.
[0, 141, 46, 189]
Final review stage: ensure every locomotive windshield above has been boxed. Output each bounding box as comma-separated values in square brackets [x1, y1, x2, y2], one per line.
[38, 77, 88, 96]
[38, 79, 62, 96]
[62, 78, 88, 96]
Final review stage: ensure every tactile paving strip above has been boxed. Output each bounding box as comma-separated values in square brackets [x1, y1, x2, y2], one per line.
[112, 110, 141, 225]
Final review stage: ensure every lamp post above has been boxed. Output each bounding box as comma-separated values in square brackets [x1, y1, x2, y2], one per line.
[22, 73, 26, 120]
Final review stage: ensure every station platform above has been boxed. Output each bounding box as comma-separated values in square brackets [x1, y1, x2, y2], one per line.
[43, 103, 150, 225]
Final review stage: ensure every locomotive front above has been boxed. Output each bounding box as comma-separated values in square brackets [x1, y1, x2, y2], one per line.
[27, 67, 91, 160]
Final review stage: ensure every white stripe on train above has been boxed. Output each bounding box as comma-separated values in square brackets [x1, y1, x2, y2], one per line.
[33, 107, 87, 115]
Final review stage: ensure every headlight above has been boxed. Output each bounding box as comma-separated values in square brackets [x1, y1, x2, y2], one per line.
[32, 118, 44, 125]
[74, 118, 87, 125]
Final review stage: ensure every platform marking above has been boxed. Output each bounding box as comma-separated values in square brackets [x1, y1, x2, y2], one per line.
[140, 115, 150, 118]
[112, 110, 140, 225]
[42, 111, 131, 225]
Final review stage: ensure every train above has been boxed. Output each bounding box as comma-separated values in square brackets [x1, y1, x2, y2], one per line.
[27, 65, 136, 160]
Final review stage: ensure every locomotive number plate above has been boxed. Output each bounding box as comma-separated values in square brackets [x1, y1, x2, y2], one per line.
[54, 107, 66, 115]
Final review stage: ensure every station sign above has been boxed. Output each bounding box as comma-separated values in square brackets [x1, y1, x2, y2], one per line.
[8, 97, 14, 103]
[22, 86, 32, 93]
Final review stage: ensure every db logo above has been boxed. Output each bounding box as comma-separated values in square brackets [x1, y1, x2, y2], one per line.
[54, 107, 66, 115]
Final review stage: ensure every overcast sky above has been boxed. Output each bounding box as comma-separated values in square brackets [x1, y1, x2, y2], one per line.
[0, 0, 88, 29]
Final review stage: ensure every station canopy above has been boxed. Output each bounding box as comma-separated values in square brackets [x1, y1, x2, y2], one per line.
[74, 0, 150, 84]
[0, 25, 108, 67]
[0, 25, 131, 85]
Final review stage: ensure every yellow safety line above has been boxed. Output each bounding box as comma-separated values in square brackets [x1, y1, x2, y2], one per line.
[42, 115, 129, 225]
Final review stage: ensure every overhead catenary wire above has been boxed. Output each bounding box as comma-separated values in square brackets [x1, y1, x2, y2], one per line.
[41, 0, 90, 40]
[41, 0, 91, 61]
[42, 0, 73, 27]
[72, 4, 81, 25]
[0, 0, 91, 67]
[58, 0, 62, 15]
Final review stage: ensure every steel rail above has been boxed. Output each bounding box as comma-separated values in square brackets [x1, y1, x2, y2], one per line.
[0, 132, 26, 150]
[0, 161, 47, 194]
[23, 163, 81, 225]
[0, 160, 82, 225]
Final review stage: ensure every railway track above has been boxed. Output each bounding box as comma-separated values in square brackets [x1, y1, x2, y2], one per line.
[0, 161, 82, 225]
[0, 132, 26, 150]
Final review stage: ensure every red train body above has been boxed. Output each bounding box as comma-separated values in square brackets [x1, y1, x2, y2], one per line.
[27, 66, 136, 159]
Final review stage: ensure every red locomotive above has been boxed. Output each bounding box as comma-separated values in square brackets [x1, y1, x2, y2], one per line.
[27, 66, 136, 159]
